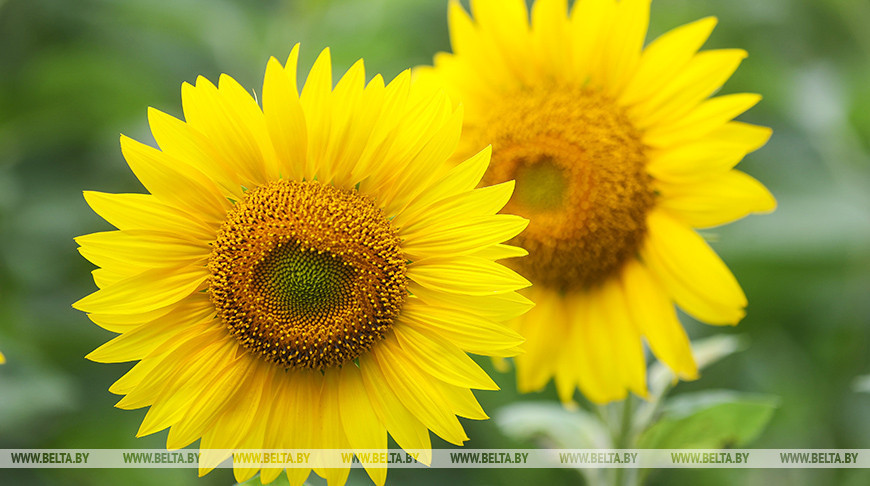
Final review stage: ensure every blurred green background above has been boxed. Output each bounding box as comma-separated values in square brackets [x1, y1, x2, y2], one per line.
[1, 0, 869, 484]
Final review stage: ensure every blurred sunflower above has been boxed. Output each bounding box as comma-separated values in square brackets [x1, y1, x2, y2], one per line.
[74, 44, 531, 485]
[415, 0, 775, 404]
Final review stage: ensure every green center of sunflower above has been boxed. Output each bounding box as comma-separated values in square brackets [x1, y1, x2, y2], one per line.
[481, 84, 654, 291]
[208, 180, 407, 370]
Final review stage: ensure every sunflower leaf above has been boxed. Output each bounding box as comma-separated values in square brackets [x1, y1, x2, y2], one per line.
[495, 401, 611, 449]
[636, 390, 778, 449]
[234, 472, 292, 486]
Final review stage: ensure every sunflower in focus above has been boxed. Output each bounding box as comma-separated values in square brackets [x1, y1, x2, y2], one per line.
[74, 45, 531, 485]
[415, 0, 775, 404]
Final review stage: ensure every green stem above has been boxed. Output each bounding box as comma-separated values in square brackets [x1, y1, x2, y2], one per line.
[612, 397, 634, 486]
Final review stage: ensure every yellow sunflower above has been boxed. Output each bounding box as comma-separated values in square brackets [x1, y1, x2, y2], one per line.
[414, 0, 775, 404]
[74, 44, 532, 485]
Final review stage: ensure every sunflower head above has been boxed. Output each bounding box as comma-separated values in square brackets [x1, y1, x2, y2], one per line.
[416, 0, 775, 404]
[75, 44, 531, 485]
[208, 179, 407, 370]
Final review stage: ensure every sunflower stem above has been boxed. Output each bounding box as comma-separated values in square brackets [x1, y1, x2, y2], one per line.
[611, 397, 634, 486]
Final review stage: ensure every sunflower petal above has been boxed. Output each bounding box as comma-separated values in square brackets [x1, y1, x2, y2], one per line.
[642, 210, 747, 325]
[370, 336, 468, 446]
[400, 299, 524, 355]
[73, 264, 207, 315]
[620, 16, 718, 105]
[621, 259, 698, 379]
[408, 255, 530, 296]
[339, 365, 388, 486]
[82, 192, 214, 242]
[359, 355, 432, 466]
[658, 170, 776, 228]
[402, 214, 529, 260]
[263, 53, 307, 181]
[393, 325, 498, 390]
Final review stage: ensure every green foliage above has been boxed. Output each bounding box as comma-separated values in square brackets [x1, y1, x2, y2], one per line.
[637, 391, 778, 449]
[236, 472, 292, 486]
[497, 402, 611, 449]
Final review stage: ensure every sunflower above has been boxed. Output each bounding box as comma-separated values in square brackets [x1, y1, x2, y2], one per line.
[74, 45, 532, 485]
[414, 0, 775, 404]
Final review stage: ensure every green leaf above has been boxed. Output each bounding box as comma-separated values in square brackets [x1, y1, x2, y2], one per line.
[634, 335, 746, 434]
[853, 374, 870, 393]
[495, 401, 611, 449]
[637, 390, 778, 449]
[235, 473, 292, 486]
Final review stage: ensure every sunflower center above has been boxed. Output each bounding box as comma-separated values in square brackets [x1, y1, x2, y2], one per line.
[481, 84, 654, 291]
[208, 180, 407, 370]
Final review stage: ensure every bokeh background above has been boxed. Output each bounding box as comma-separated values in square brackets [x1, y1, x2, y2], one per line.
[1, 0, 869, 484]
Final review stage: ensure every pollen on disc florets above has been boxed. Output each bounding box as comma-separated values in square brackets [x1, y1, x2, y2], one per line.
[208, 180, 407, 370]
[479, 84, 655, 291]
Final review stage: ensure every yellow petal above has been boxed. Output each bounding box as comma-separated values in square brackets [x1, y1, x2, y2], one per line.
[620, 259, 697, 379]
[312, 371, 351, 486]
[642, 210, 746, 325]
[630, 49, 748, 129]
[262, 53, 307, 182]
[86, 298, 214, 363]
[599, 277, 648, 398]
[658, 170, 776, 228]
[408, 255, 530, 296]
[370, 336, 468, 445]
[300, 48, 334, 181]
[216, 72, 280, 184]
[232, 402, 272, 483]
[402, 214, 529, 261]
[515, 287, 565, 393]
[107, 326, 200, 396]
[620, 16, 718, 105]
[321, 59, 373, 189]
[166, 354, 254, 450]
[430, 380, 488, 420]
[469, 0, 530, 74]
[369, 91, 454, 214]
[643, 93, 762, 149]
[82, 191, 215, 242]
[400, 299, 524, 356]
[181, 76, 268, 187]
[147, 107, 242, 200]
[569, 0, 617, 82]
[119, 135, 228, 224]
[359, 354, 432, 466]
[393, 324, 498, 390]
[382, 102, 463, 214]
[352, 70, 411, 186]
[408, 282, 533, 322]
[76, 230, 209, 270]
[115, 326, 230, 410]
[598, 0, 650, 95]
[531, 0, 570, 78]
[567, 289, 626, 404]
[86, 303, 179, 333]
[471, 243, 528, 261]
[283, 371, 320, 486]
[710, 121, 773, 152]
[398, 179, 513, 236]
[338, 365, 388, 486]
[73, 264, 207, 315]
[211, 364, 272, 481]
[259, 371, 295, 485]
